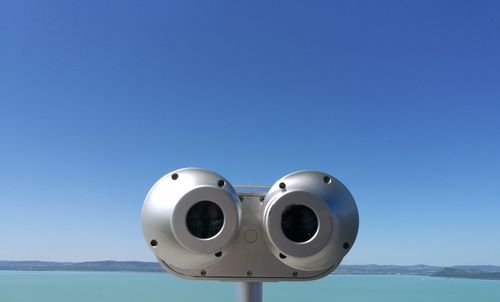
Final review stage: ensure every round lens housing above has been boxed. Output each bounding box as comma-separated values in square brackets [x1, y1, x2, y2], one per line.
[186, 201, 224, 239]
[281, 205, 318, 243]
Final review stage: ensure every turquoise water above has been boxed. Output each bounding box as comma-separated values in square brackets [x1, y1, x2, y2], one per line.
[1, 271, 499, 302]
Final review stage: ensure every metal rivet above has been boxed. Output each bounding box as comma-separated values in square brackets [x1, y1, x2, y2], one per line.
[279, 182, 286, 189]
[218, 180, 225, 187]
[150, 239, 158, 247]
[343, 242, 350, 250]
[201, 270, 207, 276]
[247, 270, 253, 277]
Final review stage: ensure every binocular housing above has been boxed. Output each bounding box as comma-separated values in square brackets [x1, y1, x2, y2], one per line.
[141, 168, 358, 281]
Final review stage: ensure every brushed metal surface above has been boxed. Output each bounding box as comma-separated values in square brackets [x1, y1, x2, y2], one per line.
[142, 168, 359, 281]
[262, 171, 359, 272]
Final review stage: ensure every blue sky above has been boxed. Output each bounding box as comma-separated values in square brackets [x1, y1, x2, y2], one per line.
[1, 1, 499, 266]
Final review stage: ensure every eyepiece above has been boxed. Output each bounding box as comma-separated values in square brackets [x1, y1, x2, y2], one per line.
[141, 168, 241, 269]
[281, 205, 318, 243]
[186, 201, 224, 239]
[262, 171, 358, 271]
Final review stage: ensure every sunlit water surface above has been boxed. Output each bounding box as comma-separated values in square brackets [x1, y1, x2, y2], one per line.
[1, 271, 499, 302]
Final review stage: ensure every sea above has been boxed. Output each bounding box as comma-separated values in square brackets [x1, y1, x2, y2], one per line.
[1, 271, 499, 302]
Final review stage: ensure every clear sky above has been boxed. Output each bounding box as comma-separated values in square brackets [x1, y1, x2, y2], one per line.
[1, 1, 499, 266]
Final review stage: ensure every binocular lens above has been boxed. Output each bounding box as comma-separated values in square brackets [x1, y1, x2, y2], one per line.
[281, 205, 318, 243]
[186, 201, 224, 239]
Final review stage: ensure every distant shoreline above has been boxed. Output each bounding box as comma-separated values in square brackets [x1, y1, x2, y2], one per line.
[1, 261, 499, 280]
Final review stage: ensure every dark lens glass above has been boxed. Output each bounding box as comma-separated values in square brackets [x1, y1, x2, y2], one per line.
[281, 205, 318, 243]
[186, 201, 224, 239]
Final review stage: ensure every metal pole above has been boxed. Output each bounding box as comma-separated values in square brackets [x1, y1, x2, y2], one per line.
[236, 282, 263, 302]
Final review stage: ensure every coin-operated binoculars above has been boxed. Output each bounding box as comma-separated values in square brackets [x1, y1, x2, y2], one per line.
[141, 168, 359, 302]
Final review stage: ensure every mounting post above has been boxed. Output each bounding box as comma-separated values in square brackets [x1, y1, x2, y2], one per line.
[236, 282, 263, 302]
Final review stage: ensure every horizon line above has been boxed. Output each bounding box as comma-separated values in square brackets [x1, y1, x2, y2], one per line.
[1, 260, 499, 267]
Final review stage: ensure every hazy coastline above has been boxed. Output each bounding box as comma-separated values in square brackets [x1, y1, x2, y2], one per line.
[1, 261, 499, 280]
